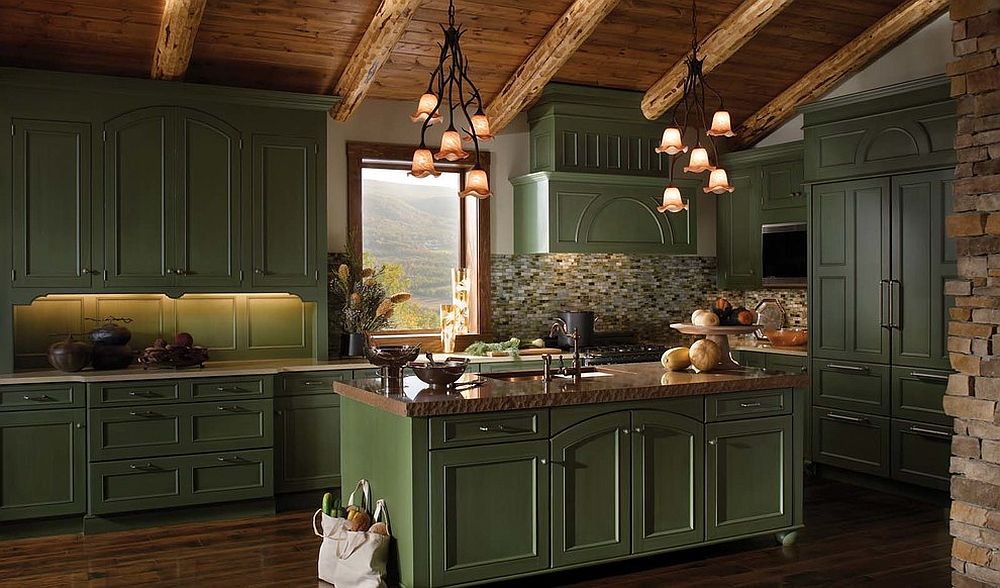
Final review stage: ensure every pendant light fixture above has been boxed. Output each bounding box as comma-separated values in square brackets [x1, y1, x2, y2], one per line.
[655, 0, 735, 211]
[409, 0, 491, 198]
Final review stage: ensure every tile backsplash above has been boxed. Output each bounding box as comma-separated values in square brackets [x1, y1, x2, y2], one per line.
[490, 254, 807, 344]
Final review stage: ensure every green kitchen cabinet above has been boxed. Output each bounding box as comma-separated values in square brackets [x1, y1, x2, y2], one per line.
[890, 170, 956, 371]
[706, 415, 793, 540]
[11, 119, 93, 289]
[810, 177, 891, 363]
[274, 393, 341, 493]
[716, 166, 759, 289]
[761, 159, 805, 213]
[811, 407, 891, 477]
[0, 408, 86, 522]
[890, 418, 951, 491]
[251, 135, 318, 288]
[429, 440, 550, 586]
[891, 366, 950, 427]
[550, 412, 631, 566]
[631, 410, 703, 553]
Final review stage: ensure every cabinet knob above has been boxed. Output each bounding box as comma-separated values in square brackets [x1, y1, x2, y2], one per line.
[175, 268, 186, 276]
[275, 410, 284, 416]
[254, 268, 264, 275]
[75, 423, 85, 429]
[620, 428, 630, 435]
[81, 268, 93, 275]
[540, 458, 547, 465]
[633, 427, 642, 433]
[708, 439, 718, 446]
[166, 268, 175, 274]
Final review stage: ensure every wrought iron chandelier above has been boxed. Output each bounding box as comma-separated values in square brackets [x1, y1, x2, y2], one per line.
[409, 0, 492, 198]
[656, 0, 735, 213]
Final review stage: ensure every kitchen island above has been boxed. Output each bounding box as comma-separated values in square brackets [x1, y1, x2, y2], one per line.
[335, 363, 809, 588]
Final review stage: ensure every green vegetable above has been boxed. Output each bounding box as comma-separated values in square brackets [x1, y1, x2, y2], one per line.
[464, 337, 521, 357]
[322, 492, 334, 516]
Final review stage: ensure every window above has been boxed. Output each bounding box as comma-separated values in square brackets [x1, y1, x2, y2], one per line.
[347, 142, 490, 335]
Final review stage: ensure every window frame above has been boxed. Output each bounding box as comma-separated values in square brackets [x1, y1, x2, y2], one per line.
[346, 141, 491, 338]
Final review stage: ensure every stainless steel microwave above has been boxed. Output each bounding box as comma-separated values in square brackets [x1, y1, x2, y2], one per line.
[761, 222, 807, 287]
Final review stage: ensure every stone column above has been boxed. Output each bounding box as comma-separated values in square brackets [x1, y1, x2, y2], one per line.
[943, 1, 1000, 586]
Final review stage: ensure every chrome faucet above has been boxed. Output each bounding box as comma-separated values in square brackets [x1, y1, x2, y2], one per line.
[548, 318, 583, 383]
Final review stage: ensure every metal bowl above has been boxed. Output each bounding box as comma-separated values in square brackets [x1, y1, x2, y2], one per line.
[762, 328, 808, 347]
[408, 357, 469, 388]
[364, 344, 421, 369]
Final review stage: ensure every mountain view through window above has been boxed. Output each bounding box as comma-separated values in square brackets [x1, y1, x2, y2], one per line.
[361, 168, 461, 330]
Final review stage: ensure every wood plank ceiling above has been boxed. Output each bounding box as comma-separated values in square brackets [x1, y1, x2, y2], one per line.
[0, 0, 930, 142]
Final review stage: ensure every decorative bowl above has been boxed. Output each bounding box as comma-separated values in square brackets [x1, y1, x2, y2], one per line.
[762, 328, 808, 347]
[408, 356, 469, 388]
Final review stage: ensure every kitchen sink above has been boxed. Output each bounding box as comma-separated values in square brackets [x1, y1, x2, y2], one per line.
[483, 367, 613, 383]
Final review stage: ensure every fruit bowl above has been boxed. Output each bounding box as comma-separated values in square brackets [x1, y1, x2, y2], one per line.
[762, 328, 808, 347]
[408, 356, 469, 388]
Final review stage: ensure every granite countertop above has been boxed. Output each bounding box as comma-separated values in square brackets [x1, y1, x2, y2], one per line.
[729, 336, 808, 357]
[0, 353, 570, 386]
[333, 363, 810, 417]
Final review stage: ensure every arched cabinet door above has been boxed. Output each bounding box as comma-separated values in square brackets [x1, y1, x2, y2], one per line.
[103, 107, 175, 288]
[174, 109, 242, 289]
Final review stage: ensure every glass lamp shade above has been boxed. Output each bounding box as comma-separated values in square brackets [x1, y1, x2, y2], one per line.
[463, 113, 494, 142]
[459, 168, 491, 199]
[703, 168, 735, 194]
[655, 127, 688, 155]
[683, 147, 716, 174]
[409, 149, 441, 178]
[656, 185, 688, 213]
[435, 130, 470, 161]
[410, 93, 442, 124]
[707, 110, 735, 137]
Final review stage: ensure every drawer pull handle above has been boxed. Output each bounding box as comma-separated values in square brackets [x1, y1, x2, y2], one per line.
[826, 412, 869, 424]
[217, 405, 244, 412]
[129, 410, 164, 418]
[216, 386, 249, 393]
[129, 391, 162, 398]
[129, 463, 160, 471]
[739, 401, 763, 408]
[22, 394, 53, 402]
[303, 381, 328, 386]
[478, 424, 507, 433]
[217, 456, 255, 464]
[826, 364, 870, 373]
[909, 372, 949, 383]
[909, 425, 951, 439]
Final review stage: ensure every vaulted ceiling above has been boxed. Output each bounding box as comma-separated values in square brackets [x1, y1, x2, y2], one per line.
[0, 0, 945, 144]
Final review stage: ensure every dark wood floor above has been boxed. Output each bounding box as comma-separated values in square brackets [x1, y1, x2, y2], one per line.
[0, 478, 950, 587]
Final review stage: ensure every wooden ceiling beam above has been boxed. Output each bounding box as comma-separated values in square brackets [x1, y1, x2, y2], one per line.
[485, 0, 622, 134]
[735, 0, 948, 147]
[329, 0, 423, 121]
[151, 0, 207, 80]
[641, 0, 796, 121]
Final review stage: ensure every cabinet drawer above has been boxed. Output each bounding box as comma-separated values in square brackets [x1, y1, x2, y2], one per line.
[191, 376, 271, 400]
[91, 381, 184, 406]
[811, 407, 890, 477]
[280, 371, 353, 396]
[706, 389, 792, 422]
[891, 367, 950, 426]
[430, 410, 549, 450]
[477, 361, 541, 374]
[736, 352, 766, 369]
[89, 448, 273, 515]
[764, 355, 808, 374]
[90, 400, 273, 460]
[0, 383, 83, 411]
[811, 360, 890, 416]
[890, 418, 950, 491]
[352, 368, 382, 380]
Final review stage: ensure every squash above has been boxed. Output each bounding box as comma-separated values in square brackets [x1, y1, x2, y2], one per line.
[693, 311, 720, 327]
[691, 309, 709, 324]
[661, 347, 691, 371]
[689, 339, 722, 372]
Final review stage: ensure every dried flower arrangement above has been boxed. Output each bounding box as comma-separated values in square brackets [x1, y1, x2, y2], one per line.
[331, 262, 412, 334]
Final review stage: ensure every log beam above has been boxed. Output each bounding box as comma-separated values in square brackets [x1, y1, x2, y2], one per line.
[641, 0, 795, 120]
[329, 0, 423, 121]
[485, 0, 622, 133]
[151, 0, 207, 80]
[735, 0, 948, 147]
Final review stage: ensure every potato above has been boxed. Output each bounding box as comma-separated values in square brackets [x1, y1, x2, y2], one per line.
[661, 347, 691, 371]
[689, 339, 722, 372]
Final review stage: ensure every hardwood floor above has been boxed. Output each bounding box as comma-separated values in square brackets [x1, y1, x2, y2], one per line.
[0, 478, 950, 587]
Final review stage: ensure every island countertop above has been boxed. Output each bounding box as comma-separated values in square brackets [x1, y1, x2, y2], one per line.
[333, 363, 810, 417]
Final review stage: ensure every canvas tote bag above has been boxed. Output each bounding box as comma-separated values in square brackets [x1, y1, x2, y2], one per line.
[330, 498, 392, 588]
[316, 479, 371, 584]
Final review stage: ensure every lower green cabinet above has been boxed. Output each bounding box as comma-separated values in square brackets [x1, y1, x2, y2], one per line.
[429, 440, 550, 586]
[811, 407, 891, 477]
[0, 409, 86, 522]
[274, 394, 341, 493]
[706, 415, 793, 540]
[890, 419, 951, 491]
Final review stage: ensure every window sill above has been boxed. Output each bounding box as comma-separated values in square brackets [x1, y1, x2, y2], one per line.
[368, 332, 491, 354]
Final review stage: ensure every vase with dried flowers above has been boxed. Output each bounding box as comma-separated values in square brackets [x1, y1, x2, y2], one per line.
[331, 257, 412, 357]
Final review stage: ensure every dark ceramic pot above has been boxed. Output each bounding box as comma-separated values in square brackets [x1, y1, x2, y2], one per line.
[88, 323, 132, 346]
[91, 344, 134, 370]
[47, 336, 91, 372]
[343, 333, 368, 358]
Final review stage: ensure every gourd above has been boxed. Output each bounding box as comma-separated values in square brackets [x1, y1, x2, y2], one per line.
[689, 339, 722, 372]
[661, 347, 691, 371]
[349, 511, 373, 532]
[691, 309, 709, 323]
[693, 311, 720, 327]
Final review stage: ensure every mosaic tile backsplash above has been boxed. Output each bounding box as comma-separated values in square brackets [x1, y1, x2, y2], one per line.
[490, 254, 808, 344]
[716, 288, 808, 327]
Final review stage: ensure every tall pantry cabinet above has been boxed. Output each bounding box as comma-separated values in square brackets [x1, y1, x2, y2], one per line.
[806, 78, 957, 491]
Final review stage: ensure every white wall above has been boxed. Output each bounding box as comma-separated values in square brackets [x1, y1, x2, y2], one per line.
[755, 14, 952, 148]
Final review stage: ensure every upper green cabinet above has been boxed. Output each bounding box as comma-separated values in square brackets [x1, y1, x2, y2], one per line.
[104, 107, 241, 290]
[251, 136, 318, 288]
[512, 172, 698, 254]
[11, 119, 93, 289]
[761, 159, 805, 212]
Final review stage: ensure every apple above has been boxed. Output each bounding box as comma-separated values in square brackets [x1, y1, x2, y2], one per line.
[174, 332, 194, 347]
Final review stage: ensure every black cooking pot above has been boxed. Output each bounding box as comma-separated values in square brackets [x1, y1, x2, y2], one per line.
[558, 311, 595, 349]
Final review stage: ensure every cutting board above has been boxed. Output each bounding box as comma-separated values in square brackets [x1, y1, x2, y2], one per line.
[485, 347, 563, 357]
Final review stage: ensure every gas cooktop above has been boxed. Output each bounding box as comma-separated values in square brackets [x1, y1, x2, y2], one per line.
[582, 344, 671, 366]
